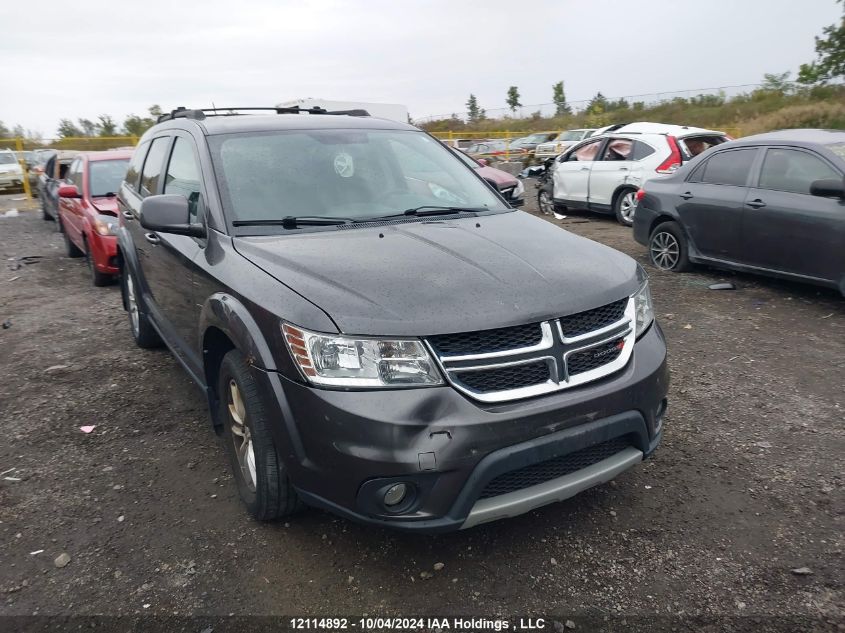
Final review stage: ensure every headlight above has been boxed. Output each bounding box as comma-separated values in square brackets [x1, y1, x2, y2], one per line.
[511, 179, 524, 199]
[632, 280, 654, 338]
[94, 217, 117, 236]
[282, 323, 443, 388]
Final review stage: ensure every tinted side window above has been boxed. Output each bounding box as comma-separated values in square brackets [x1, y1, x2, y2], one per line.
[140, 137, 170, 197]
[632, 140, 656, 161]
[758, 148, 840, 194]
[699, 149, 757, 186]
[124, 142, 149, 192]
[164, 137, 203, 221]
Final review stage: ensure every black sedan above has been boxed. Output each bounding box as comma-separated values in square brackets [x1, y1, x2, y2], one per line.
[633, 129, 845, 296]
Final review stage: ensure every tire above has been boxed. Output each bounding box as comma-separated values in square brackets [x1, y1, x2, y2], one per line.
[41, 199, 52, 221]
[649, 221, 691, 272]
[218, 350, 303, 521]
[122, 268, 163, 348]
[537, 187, 564, 217]
[59, 218, 84, 258]
[84, 237, 112, 287]
[614, 188, 638, 227]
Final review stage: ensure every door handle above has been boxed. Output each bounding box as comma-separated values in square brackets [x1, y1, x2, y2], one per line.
[122, 210, 134, 220]
[680, 192, 694, 200]
[144, 232, 161, 245]
[579, 167, 590, 171]
[619, 167, 628, 171]
[746, 199, 766, 209]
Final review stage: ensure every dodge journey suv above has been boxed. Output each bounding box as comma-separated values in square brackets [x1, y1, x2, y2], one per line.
[117, 106, 668, 532]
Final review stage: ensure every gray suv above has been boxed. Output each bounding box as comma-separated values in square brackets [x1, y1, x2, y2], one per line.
[116, 106, 668, 532]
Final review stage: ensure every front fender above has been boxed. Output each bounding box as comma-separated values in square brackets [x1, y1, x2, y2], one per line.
[199, 293, 277, 371]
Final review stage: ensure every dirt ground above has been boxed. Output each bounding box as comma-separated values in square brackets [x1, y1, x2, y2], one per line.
[0, 187, 842, 632]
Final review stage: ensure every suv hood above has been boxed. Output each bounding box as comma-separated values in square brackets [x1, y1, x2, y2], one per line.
[233, 212, 641, 337]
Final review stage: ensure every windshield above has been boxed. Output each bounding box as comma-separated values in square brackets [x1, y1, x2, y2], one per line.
[0, 153, 17, 165]
[525, 133, 549, 143]
[89, 159, 129, 197]
[451, 148, 480, 170]
[557, 131, 585, 142]
[210, 129, 508, 223]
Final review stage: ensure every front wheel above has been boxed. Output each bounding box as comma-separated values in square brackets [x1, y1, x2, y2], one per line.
[122, 268, 162, 348]
[614, 189, 637, 226]
[59, 218, 84, 258]
[85, 238, 112, 287]
[538, 188, 563, 217]
[219, 350, 303, 521]
[649, 221, 691, 272]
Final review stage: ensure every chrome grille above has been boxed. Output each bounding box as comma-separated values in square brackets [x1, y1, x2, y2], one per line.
[457, 361, 551, 393]
[426, 298, 635, 403]
[428, 323, 542, 356]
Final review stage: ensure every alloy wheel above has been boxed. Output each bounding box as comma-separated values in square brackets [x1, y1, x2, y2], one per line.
[650, 231, 680, 270]
[126, 274, 140, 336]
[619, 191, 637, 223]
[228, 379, 257, 492]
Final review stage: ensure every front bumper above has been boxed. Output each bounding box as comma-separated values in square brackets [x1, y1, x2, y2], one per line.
[0, 172, 23, 187]
[256, 323, 668, 532]
[88, 233, 119, 275]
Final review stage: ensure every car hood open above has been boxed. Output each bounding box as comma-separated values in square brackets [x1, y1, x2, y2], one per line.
[232, 211, 641, 337]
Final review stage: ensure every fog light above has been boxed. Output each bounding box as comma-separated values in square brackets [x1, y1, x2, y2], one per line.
[384, 483, 408, 507]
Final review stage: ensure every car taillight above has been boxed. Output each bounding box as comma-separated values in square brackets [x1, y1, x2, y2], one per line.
[656, 136, 682, 174]
[635, 188, 646, 202]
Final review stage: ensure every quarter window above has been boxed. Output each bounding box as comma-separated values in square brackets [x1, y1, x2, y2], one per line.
[164, 137, 203, 221]
[758, 148, 840, 195]
[140, 137, 170, 197]
[631, 140, 656, 161]
[698, 148, 758, 186]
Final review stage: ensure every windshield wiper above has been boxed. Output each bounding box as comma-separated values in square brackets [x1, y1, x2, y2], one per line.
[363, 206, 487, 221]
[232, 216, 355, 229]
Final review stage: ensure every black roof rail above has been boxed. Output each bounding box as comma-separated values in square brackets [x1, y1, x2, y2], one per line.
[157, 106, 371, 123]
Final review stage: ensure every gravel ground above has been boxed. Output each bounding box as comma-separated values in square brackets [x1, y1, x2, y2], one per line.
[0, 188, 842, 632]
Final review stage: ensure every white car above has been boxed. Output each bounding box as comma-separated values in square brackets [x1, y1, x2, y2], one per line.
[0, 150, 24, 191]
[537, 122, 730, 226]
[534, 129, 597, 160]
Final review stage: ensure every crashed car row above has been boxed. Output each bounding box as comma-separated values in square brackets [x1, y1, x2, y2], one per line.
[528, 122, 845, 295]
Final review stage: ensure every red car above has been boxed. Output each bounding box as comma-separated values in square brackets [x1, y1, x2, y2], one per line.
[57, 150, 132, 286]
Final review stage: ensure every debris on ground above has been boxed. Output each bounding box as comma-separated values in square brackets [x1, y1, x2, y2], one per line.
[54, 553, 71, 568]
[79, 425, 96, 433]
[791, 567, 814, 576]
[433, 562, 445, 571]
[709, 282, 736, 290]
[3, 209, 19, 217]
[45, 365, 69, 373]
[1, 320, 10, 329]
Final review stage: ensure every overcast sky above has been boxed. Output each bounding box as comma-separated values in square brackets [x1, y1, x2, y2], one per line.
[1, 0, 840, 136]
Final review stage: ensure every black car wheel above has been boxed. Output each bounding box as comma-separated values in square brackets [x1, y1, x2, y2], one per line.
[59, 218, 84, 258]
[614, 188, 638, 226]
[122, 269, 162, 348]
[218, 349, 303, 521]
[84, 237, 112, 287]
[649, 221, 690, 272]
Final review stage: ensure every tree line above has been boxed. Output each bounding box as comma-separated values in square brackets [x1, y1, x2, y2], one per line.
[0, 105, 165, 141]
[460, 4, 844, 124]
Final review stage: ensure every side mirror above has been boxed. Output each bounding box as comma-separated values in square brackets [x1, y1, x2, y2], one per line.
[809, 178, 845, 199]
[139, 194, 205, 237]
[477, 158, 489, 167]
[58, 184, 81, 198]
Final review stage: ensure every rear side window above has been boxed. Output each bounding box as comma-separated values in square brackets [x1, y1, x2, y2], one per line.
[124, 142, 149, 192]
[164, 137, 203, 221]
[67, 158, 83, 189]
[698, 148, 758, 186]
[758, 148, 840, 195]
[567, 139, 602, 162]
[140, 137, 170, 197]
[600, 138, 633, 161]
